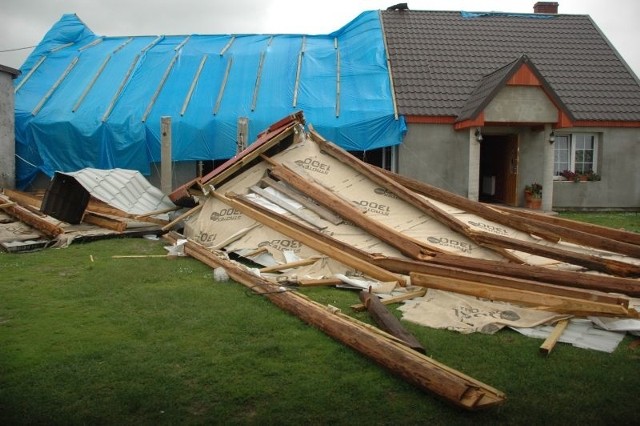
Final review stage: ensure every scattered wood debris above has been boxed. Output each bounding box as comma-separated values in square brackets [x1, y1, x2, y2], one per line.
[5, 112, 639, 410]
[158, 112, 639, 409]
[0, 169, 180, 252]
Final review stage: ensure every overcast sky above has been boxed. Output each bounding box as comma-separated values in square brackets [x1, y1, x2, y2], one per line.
[1, 0, 639, 78]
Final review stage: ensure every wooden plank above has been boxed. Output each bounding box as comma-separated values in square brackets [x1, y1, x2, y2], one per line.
[85, 201, 169, 226]
[112, 255, 172, 258]
[0, 194, 64, 237]
[375, 256, 640, 298]
[297, 278, 343, 287]
[165, 233, 506, 411]
[308, 130, 640, 276]
[375, 163, 640, 255]
[3, 189, 43, 209]
[134, 206, 180, 218]
[161, 204, 203, 231]
[359, 289, 426, 354]
[82, 212, 127, 232]
[351, 288, 428, 312]
[472, 232, 640, 278]
[218, 191, 407, 286]
[259, 257, 322, 273]
[268, 162, 431, 260]
[410, 272, 638, 318]
[494, 205, 640, 247]
[392, 259, 629, 307]
[540, 319, 569, 356]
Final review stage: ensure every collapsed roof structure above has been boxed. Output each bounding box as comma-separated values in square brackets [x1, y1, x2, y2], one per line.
[2, 111, 640, 409]
[162, 112, 639, 409]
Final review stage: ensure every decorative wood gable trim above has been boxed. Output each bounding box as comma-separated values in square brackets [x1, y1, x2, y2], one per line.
[506, 63, 541, 86]
[453, 112, 485, 130]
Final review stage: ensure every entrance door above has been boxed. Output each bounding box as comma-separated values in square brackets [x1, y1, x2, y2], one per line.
[479, 134, 519, 206]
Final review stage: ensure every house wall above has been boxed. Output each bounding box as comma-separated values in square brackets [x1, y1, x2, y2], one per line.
[484, 86, 558, 123]
[398, 123, 471, 196]
[0, 70, 16, 189]
[553, 127, 640, 210]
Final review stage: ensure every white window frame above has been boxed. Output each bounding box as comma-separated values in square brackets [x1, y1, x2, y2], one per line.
[553, 133, 599, 180]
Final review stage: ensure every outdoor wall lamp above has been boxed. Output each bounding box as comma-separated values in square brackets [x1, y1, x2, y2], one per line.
[475, 128, 483, 142]
[549, 130, 555, 144]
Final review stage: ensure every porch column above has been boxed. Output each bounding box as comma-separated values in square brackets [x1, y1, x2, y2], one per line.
[467, 128, 480, 201]
[542, 123, 554, 211]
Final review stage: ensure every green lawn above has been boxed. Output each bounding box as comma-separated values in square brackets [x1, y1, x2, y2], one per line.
[1, 212, 639, 424]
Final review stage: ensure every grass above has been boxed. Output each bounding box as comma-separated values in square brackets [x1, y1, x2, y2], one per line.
[1, 212, 639, 424]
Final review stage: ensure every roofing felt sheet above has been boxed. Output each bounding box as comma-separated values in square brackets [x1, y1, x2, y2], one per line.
[14, 12, 406, 189]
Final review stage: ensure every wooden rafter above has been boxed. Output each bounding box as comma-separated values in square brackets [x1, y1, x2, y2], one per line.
[164, 233, 506, 411]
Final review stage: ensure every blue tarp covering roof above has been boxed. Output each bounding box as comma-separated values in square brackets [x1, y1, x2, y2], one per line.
[14, 11, 405, 189]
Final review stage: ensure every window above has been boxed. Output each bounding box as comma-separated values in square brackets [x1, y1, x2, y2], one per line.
[348, 146, 397, 171]
[553, 133, 598, 178]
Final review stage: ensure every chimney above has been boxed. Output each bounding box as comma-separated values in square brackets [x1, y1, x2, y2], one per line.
[534, 2, 559, 14]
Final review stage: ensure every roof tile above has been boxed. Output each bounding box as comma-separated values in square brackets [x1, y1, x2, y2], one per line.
[381, 10, 640, 121]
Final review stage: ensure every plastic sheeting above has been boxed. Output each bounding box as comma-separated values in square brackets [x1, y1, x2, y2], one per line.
[14, 11, 406, 189]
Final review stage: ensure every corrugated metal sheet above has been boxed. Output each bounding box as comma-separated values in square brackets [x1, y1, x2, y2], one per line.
[42, 168, 175, 223]
[62, 168, 175, 215]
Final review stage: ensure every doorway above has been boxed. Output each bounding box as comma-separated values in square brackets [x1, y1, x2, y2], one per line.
[479, 134, 519, 206]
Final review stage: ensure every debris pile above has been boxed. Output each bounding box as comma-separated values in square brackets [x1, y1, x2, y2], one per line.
[0, 169, 178, 251]
[161, 112, 639, 410]
[3, 112, 639, 410]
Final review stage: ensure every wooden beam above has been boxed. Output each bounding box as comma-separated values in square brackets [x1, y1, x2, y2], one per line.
[308, 130, 640, 276]
[377, 255, 640, 297]
[379, 261, 628, 307]
[494, 205, 640, 247]
[161, 204, 203, 231]
[410, 272, 638, 318]
[351, 288, 427, 312]
[2, 189, 43, 209]
[259, 257, 323, 273]
[82, 212, 127, 232]
[219, 191, 406, 286]
[0, 194, 64, 237]
[359, 289, 426, 354]
[471, 231, 640, 278]
[165, 233, 506, 411]
[376, 165, 640, 255]
[540, 319, 569, 356]
[268, 162, 432, 260]
[297, 278, 344, 287]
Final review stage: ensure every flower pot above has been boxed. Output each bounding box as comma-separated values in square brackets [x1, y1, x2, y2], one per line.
[524, 192, 542, 209]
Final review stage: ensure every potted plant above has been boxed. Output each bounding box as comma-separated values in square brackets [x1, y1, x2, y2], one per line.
[524, 182, 542, 209]
[586, 170, 601, 181]
[560, 169, 579, 182]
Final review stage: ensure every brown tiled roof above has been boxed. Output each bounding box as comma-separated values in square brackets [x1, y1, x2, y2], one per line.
[380, 10, 640, 121]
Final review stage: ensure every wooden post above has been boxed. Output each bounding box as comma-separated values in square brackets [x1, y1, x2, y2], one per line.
[161, 116, 172, 194]
[237, 117, 248, 154]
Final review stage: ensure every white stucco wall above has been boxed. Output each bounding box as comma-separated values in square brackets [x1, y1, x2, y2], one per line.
[553, 127, 640, 210]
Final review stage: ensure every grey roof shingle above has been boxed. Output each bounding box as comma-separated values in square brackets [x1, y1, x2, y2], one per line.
[380, 10, 640, 121]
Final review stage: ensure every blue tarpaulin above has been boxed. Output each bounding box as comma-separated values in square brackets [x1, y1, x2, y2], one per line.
[14, 11, 406, 189]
